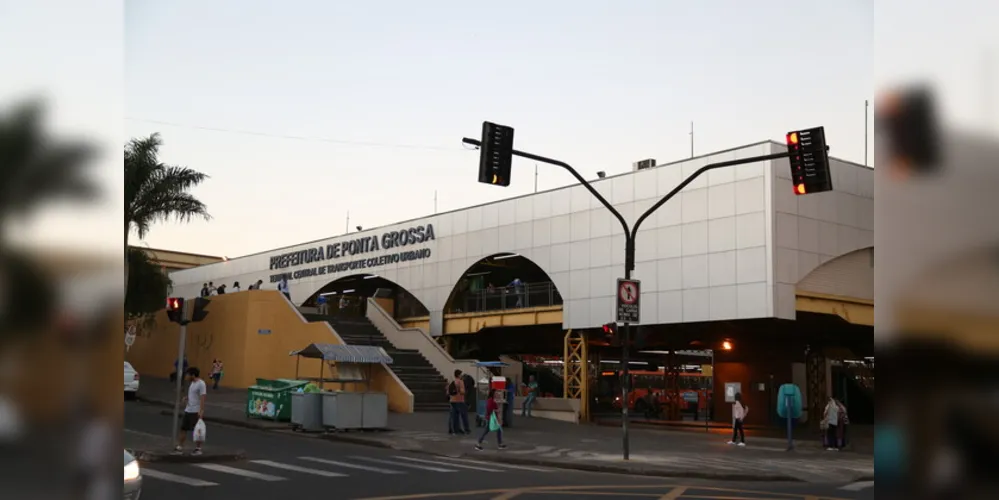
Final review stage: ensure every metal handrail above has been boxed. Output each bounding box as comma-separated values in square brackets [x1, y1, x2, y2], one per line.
[455, 281, 562, 314]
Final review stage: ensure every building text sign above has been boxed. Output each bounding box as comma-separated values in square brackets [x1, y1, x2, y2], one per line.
[616, 278, 640, 323]
[268, 224, 435, 283]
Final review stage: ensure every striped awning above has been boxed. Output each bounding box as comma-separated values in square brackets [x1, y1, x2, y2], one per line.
[289, 343, 393, 364]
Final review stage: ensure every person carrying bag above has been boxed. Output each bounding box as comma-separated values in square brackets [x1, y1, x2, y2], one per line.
[474, 389, 507, 451]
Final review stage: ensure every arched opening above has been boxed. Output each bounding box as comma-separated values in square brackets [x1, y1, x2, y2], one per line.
[443, 252, 564, 314]
[303, 273, 429, 319]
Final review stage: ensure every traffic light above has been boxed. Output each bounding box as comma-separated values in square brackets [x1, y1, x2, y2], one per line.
[477, 121, 514, 187]
[166, 297, 184, 323]
[602, 322, 617, 345]
[786, 126, 833, 195]
[191, 297, 211, 323]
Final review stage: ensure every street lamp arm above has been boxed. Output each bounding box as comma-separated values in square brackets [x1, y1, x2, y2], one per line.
[630, 150, 793, 245]
[462, 138, 632, 238]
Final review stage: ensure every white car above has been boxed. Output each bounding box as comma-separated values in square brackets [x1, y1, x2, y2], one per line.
[124, 362, 140, 399]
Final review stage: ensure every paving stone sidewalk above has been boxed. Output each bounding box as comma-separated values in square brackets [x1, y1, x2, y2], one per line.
[135, 377, 873, 483]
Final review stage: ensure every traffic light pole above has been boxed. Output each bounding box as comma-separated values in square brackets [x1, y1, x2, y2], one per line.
[171, 302, 190, 446]
[463, 137, 791, 460]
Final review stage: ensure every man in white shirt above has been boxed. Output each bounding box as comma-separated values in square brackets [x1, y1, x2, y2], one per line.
[174, 367, 207, 456]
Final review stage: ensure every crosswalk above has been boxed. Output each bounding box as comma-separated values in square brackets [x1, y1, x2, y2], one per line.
[141, 454, 552, 487]
[839, 480, 875, 491]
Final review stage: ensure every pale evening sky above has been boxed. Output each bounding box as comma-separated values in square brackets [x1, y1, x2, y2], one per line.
[123, 1, 880, 259]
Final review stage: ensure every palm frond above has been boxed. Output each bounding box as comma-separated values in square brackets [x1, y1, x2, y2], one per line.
[0, 100, 98, 220]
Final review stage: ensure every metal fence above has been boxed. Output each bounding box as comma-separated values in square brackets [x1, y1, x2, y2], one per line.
[457, 281, 562, 314]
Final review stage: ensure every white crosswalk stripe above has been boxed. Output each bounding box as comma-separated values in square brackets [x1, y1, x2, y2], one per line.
[840, 480, 875, 491]
[141, 468, 219, 487]
[250, 460, 347, 477]
[349, 455, 458, 472]
[429, 456, 552, 472]
[193, 463, 286, 481]
[390, 455, 505, 472]
[298, 456, 405, 474]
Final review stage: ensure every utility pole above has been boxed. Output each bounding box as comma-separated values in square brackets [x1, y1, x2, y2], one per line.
[690, 121, 694, 158]
[171, 300, 189, 445]
[864, 100, 869, 167]
[463, 134, 797, 460]
[345, 211, 350, 234]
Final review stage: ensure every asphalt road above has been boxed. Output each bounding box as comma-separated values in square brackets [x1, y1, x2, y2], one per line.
[125, 401, 874, 500]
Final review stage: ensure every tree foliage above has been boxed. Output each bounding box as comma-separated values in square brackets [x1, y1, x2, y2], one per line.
[125, 247, 172, 318]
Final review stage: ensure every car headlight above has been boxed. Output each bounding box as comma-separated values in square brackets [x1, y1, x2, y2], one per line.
[124, 460, 140, 482]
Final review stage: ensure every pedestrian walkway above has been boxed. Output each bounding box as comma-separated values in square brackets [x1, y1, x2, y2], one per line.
[140, 454, 554, 487]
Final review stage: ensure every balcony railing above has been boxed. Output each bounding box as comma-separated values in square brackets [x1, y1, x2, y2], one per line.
[454, 281, 562, 314]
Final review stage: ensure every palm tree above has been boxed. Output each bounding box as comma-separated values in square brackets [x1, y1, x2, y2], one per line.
[0, 100, 97, 336]
[124, 133, 210, 290]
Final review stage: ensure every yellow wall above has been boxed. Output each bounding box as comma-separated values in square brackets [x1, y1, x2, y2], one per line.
[126, 290, 413, 412]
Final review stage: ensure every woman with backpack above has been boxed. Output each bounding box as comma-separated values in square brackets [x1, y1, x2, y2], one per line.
[475, 388, 507, 451]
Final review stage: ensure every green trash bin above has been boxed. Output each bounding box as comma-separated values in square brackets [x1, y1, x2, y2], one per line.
[247, 378, 309, 421]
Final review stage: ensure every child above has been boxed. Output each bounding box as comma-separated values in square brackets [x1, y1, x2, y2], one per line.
[728, 392, 748, 447]
[475, 388, 507, 451]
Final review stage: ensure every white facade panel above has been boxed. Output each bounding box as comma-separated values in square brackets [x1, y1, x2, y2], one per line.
[769, 142, 875, 319]
[168, 141, 871, 334]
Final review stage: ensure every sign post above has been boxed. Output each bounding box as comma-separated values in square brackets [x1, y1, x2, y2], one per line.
[615, 278, 640, 459]
[171, 301, 189, 446]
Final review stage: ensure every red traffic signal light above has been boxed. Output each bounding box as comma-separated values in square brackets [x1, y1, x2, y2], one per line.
[166, 297, 185, 323]
[602, 322, 617, 344]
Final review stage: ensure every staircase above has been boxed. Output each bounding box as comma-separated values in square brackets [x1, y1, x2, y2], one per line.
[303, 313, 451, 411]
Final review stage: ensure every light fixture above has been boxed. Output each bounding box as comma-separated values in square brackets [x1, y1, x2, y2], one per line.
[596, 171, 606, 178]
[363, 275, 379, 280]
[342, 289, 355, 294]
[319, 291, 337, 296]
[721, 340, 733, 351]
[493, 253, 519, 260]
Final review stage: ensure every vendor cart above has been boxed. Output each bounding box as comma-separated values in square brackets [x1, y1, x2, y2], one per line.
[473, 361, 509, 427]
[288, 343, 394, 431]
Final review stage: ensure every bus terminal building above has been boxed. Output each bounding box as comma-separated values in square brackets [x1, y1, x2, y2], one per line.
[148, 139, 874, 426]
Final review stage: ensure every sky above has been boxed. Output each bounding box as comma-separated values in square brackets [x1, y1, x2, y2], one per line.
[119, 1, 882, 259]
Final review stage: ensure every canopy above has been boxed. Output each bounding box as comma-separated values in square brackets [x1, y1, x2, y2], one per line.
[474, 361, 510, 367]
[289, 343, 393, 364]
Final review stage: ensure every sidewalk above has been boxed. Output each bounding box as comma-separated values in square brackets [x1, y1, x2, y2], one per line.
[135, 377, 873, 483]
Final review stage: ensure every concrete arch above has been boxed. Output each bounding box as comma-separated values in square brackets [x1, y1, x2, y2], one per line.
[797, 246, 874, 302]
[304, 272, 430, 318]
[443, 252, 564, 314]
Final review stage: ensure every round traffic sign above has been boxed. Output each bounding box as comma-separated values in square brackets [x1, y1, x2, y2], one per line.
[619, 281, 639, 304]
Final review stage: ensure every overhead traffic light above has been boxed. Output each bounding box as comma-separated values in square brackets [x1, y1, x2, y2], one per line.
[166, 297, 185, 324]
[602, 322, 617, 345]
[477, 121, 514, 187]
[786, 126, 833, 195]
[191, 297, 211, 322]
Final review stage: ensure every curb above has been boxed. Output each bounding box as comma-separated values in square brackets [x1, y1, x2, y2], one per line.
[130, 449, 246, 464]
[463, 454, 801, 482]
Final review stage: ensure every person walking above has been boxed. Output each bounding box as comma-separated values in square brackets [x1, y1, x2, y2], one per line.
[174, 367, 207, 456]
[522, 375, 538, 417]
[728, 392, 748, 446]
[446, 369, 469, 435]
[823, 396, 842, 450]
[475, 388, 507, 451]
[209, 359, 223, 389]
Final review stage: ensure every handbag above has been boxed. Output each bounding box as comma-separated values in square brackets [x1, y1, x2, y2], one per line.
[488, 412, 501, 431]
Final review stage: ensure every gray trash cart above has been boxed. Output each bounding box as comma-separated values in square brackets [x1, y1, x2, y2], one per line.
[288, 343, 394, 431]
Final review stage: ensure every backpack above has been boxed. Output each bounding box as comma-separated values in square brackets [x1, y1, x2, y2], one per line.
[448, 381, 458, 396]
